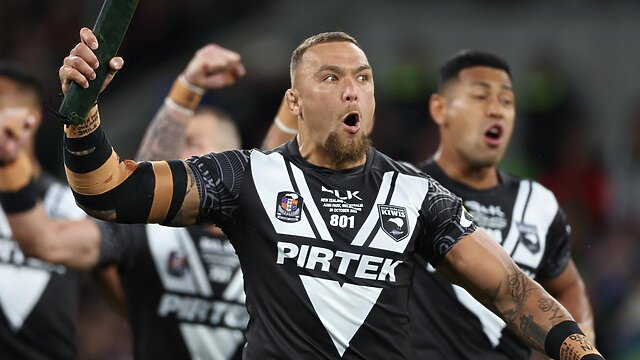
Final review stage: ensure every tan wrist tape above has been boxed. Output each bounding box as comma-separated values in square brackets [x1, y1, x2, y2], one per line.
[0, 151, 34, 192]
[168, 75, 204, 110]
[65, 104, 101, 138]
[560, 333, 601, 359]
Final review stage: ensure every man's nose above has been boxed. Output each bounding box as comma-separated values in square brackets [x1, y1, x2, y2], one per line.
[343, 79, 358, 102]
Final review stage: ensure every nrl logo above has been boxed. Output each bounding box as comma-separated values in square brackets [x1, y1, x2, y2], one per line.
[275, 191, 304, 223]
[378, 204, 409, 241]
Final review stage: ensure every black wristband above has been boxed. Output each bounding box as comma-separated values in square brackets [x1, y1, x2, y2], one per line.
[0, 179, 38, 214]
[545, 320, 583, 359]
[581, 355, 605, 360]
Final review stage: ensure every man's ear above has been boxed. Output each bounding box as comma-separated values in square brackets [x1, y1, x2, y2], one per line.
[429, 93, 447, 127]
[285, 89, 301, 117]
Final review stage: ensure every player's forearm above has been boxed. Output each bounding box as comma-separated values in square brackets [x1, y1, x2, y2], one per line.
[136, 76, 204, 161]
[0, 154, 100, 269]
[491, 264, 602, 359]
[63, 105, 199, 226]
[261, 95, 297, 150]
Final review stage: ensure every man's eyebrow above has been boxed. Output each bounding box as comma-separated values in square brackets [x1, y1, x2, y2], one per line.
[470, 81, 513, 92]
[316, 64, 372, 75]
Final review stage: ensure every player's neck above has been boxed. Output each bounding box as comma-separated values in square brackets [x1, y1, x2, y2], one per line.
[434, 148, 499, 190]
[296, 133, 366, 170]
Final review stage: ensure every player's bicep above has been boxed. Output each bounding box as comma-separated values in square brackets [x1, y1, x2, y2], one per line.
[437, 228, 516, 309]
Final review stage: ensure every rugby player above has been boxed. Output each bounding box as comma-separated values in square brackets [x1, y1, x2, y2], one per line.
[53, 28, 603, 359]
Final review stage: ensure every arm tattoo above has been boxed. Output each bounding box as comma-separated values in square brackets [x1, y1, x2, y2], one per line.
[136, 105, 188, 161]
[492, 264, 572, 352]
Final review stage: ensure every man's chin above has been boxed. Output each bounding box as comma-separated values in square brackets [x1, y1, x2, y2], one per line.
[324, 131, 371, 166]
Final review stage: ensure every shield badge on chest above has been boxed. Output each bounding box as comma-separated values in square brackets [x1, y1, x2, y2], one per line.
[378, 204, 409, 241]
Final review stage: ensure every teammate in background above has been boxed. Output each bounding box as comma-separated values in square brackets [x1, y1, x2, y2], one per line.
[52, 28, 603, 359]
[407, 50, 594, 360]
[0, 62, 86, 359]
[0, 44, 249, 359]
[260, 50, 596, 359]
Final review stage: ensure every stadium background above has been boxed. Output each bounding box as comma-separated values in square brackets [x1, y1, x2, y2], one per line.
[2, 0, 639, 358]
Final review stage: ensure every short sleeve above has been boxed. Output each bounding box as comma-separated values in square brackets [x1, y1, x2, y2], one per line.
[535, 208, 571, 280]
[185, 150, 251, 229]
[417, 179, 477, 268]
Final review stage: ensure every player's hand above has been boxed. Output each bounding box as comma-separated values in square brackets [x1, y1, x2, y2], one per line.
[59, 27, 124, 96]
[0, 107, 36, 163]
[182, 44, 246, 90]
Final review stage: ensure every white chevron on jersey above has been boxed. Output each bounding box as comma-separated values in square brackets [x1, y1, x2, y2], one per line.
[180, 323, 244, 360]
[251, 152, 318, 240]
[350, 172, 394, 246]
[299, 275, 382, 357]
[369, 174, 429, 253]
[290, 164, 334, 242]
[0, 263, 50, 331]
[147, 225, 212, 296]
[511, 182, 558, 269]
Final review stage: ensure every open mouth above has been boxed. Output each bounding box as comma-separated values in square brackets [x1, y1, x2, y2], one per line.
[342, 112, 361, 134]
[484, 123, 503, 146]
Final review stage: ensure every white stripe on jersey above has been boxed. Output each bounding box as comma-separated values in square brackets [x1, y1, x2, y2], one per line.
[299, 275, 382, 357]
[369, 173, 430, 253]
[180, 323, 244, 360]
[350, 172, 394, 246]
[500, 180, 531, 254]
[290, 164, 334, 242]
[251, 152, 318, 240]
[147, 225, 212, 296]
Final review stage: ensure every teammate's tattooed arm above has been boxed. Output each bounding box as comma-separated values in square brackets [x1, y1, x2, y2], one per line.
[437, 228, 602, 359]
[137, 43, 244, 161]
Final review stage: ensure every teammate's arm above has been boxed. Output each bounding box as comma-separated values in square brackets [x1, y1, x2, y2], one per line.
[136, 44, 244, 161]
[59, 28, 245, 227]
[437, 230, 602, 359]
[0, 110, 101, 270]
[540, 260, 595, 342]
[261, 95, 298, 150]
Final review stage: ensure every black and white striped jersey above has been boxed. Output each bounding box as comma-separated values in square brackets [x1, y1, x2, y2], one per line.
[98, 223, 247, 360]
[184, 140, 476, 360]
[0, 174, 83, 360]
[409, 159, 571, 360]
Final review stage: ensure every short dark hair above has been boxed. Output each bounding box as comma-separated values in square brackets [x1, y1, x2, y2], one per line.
[290, 32, 361, 84]
[439, 50, 511, 90]
[0, 61, 43, 103]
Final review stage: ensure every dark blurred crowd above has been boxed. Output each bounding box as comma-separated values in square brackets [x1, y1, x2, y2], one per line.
[2, 1, 639, 359]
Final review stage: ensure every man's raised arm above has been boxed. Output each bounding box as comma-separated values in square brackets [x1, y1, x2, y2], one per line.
[59, 28, 245, 227]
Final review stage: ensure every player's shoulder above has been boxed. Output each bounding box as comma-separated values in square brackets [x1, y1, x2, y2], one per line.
[371, 150, 428, 178]
[500, 170, 559, 206]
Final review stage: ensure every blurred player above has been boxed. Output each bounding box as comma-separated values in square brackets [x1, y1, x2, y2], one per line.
[0, 44, 249, 359]
[0, 62, 86, 359]
[51, 28, 603, 359]
[407, 50, 594, 360]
